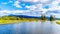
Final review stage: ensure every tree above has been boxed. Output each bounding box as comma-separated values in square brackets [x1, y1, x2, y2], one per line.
[41, 14, 46, 20]
[0, 17, 2, 20]
[9, 16, 17, 20]
[50, 15, 54, 21]
[3, 16, 10, 20]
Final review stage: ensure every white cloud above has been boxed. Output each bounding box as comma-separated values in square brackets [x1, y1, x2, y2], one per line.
[55, 14, 60, 18]
[26, 5, 37, 10]
[24, 0, 60, 18]
[0, 9, 60, 18]
[17, 0, 53, 4]
[15, 1, 20, 4]
[0, 10, 10, 16]
[0, 10, 41, 17]
[16, 0, 60, 16]
[14, 1, 22, 8]
[29, 1, 60, 11]
[17, 0, 40, 3]
[1, 0, 60, 18]
[47, 0, 60, 11]
[26, 3, 48, 14]
[0, 10, 24, 16]
[14, 4, 22, 8]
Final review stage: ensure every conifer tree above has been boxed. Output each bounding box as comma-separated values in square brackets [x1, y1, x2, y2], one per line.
[50, 15, 54, 21]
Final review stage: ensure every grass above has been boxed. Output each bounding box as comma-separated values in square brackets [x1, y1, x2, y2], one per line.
[0, 19, 41, 24]
[56, 20, 60, 25]
[0, 19, 60, 25]
[0, 20, 21, 24]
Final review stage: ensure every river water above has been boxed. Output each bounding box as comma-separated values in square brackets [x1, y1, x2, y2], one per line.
[0, 21, 60, 34]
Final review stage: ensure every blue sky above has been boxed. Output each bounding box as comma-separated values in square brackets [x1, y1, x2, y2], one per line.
[0, 0, 60, 18]
[0, 0, 33, 10]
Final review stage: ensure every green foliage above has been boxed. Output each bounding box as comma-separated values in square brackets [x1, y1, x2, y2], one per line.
[50, 15, 55, 21]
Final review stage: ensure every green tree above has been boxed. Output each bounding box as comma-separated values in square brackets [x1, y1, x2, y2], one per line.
[50, 15, 54, 21]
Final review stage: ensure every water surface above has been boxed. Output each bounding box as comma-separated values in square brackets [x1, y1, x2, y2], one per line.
[0, 21, 60, 34]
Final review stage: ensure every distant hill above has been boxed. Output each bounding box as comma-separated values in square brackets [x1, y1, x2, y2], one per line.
[7, 14, 60, 20]
[9, 14, 51, 19]
[8, 15, 41, 18]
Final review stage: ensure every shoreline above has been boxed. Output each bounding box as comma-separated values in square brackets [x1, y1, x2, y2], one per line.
[0, 20, 60, 24]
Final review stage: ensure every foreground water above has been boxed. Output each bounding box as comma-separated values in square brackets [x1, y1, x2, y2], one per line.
[0, 21, 60, 34]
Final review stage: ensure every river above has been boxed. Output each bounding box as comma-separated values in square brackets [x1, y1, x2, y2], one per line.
[0, 21, 60, 34]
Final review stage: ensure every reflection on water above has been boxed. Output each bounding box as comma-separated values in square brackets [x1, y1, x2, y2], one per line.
[0, 21, 60, 34]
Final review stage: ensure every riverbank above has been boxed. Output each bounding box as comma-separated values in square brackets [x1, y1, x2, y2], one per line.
[0, 19, 41, 24]
[0, 19, 60, 24]
[0, 20, 21, 24]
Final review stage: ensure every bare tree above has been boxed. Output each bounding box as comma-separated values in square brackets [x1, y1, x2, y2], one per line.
[41, 14, 46, 20]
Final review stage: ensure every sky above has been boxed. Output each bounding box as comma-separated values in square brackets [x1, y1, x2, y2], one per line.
[0, 0, 60, 18]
